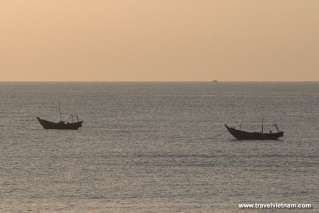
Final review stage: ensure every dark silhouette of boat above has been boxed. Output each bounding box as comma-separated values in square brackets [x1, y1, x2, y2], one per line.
[225, 122, 284, 140]
[37, 117, 83, 130]
[37, 103, 83, 130]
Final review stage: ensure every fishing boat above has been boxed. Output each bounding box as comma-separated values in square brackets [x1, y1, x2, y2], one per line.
[225, 121, 284, 140]
[37, 103, 83, 130]
[37, 117, 83, 130]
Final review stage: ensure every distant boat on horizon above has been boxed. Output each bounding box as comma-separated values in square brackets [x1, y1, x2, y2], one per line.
[37, 103, 83, 130]
[225, 121, 284, 140]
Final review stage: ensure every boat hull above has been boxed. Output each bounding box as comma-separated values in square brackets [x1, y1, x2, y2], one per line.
[37, 117, 83, 130]
[225, 124, 284, 140]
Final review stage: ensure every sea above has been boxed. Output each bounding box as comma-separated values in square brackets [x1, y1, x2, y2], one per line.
[0, 82, 318, 213]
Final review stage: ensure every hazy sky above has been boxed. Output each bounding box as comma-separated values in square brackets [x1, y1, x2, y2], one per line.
[1, 1, 319, 81]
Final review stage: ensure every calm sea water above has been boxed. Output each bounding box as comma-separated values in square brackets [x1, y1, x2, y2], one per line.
[0, 82, 318, 212]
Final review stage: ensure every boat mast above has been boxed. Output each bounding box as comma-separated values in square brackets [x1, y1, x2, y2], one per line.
[58, 102, 62, 121]
[261, 118, 264, 133]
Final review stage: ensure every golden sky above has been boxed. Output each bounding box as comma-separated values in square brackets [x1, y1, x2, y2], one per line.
[1, 0, 319, 81]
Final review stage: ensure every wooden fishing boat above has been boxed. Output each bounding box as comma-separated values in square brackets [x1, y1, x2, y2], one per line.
[37, 117, 83, 130]
[37, 103, 83, 130]
[225, 122, 284, 140]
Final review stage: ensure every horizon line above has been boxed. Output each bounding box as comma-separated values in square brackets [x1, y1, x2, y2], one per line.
[0, 80, 319, 83]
